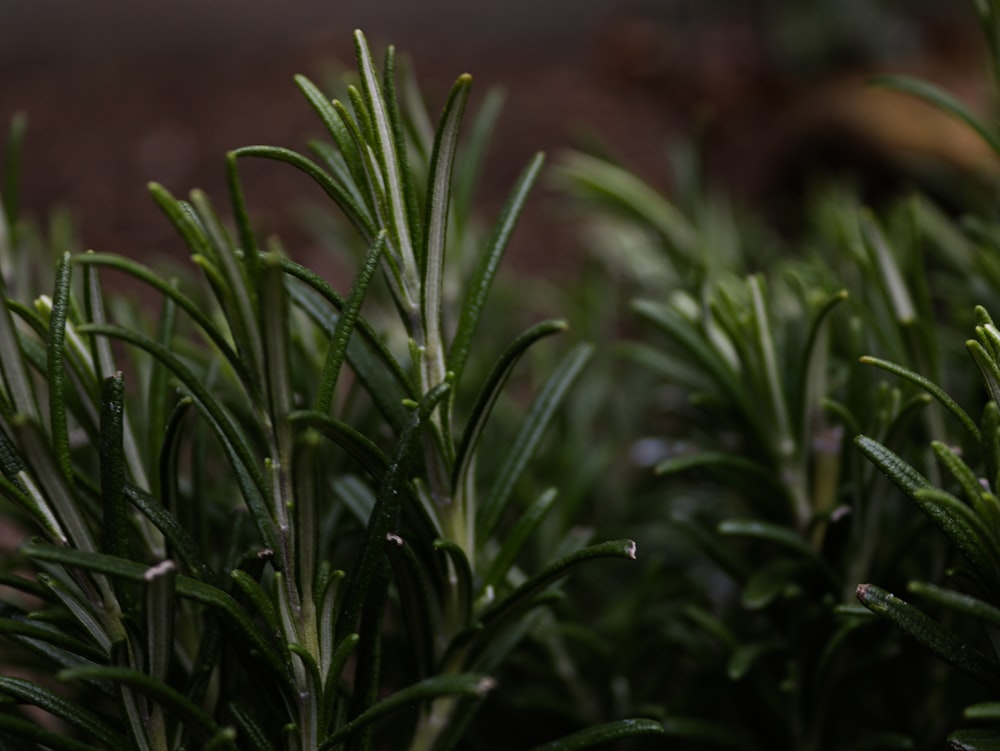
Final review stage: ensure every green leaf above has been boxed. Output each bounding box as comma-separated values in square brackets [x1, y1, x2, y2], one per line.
[325, 632, 360, 695]
[527, 718, 664, 750]
[385, 45, 424, 243]
[0, 424, 65, 543]
[553, 151, 699, 264]
[449, 152, 545, 385]
[911, 487, 1000, 590]
[230, 568, 281, 638]
[871, 75, 1000, 158]
[229, 702, 274, 751]
[0, 617, 106, 662]
[948, 729, 1000, 750]
[632, 299, 751, 421]
[0, 676, 126, 748]
[473, 540, 636, 644]
[965, 703, 1000, 720]
[970, 339, 1000, 408]
[854, 435, 933, 497]
[727, 641, 780, 680]
[59, 664, 230, 743]
[318, 673, 495, 750]
[856, 583, 1000, 685]
[655, 451, 787, 498]
[77, 322, 279, 559]
[984, 402, 1000, 494]
[72, 252, 251, 387]
[314, 231, 386, 414]
[383, 532, 439, 677]
[337, 380, 451, 642]
[421, 72, 472, 397]
[741, 558, 805, 610]
[190, 190, 264, 382]
[452, 88, 504, 224]
[667, 514, 746, 583]
[353, 30, 419, 284]
[717, 519, 835, 583]
[99, 373, 129, 563]
[282, 261, 411, 431]
[235, 145, 376, 240]
[933, 440, 1000, 528]
[46, 251, 74, 483]
[124, 483, 213, 583]
[860, 213, 916, 326]
[144, 560, 176, 686]
[434, 538, 475, 629]
[453, 319, 567, 521]
[11, 416, 96, 553]
[295, 75, 371, 207]
[660, 716, 748, 748]
[477, 342, 592, 541]
[0, 713, 104, 751]
[840, 733, 915, 751]
[259, 253, 293, 438]
[482, 487, 557, 592]
[908, 580, 1000, 629]
[290, 410, 390, 483]
[225, 151, 259, 285]
[23, 542, 289, 683]
[860, 357, 980, 442]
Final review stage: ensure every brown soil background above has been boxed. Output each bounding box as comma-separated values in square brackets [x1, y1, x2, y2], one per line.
[0, 1, 989, 285]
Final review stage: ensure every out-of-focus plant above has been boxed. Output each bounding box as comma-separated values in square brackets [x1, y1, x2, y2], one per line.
[552, 11, 1000, 738]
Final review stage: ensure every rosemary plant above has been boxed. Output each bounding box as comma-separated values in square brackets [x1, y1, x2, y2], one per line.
[0, 32, 662, 751]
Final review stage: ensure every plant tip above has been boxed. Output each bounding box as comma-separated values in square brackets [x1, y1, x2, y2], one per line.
[144, 560, 176, 581]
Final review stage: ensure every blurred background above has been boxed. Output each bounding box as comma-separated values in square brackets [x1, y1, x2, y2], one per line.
[0, 0, 989, 276]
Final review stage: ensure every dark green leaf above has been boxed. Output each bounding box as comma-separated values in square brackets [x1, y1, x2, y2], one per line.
[741, 558, 805, 610]
[318, 673, 494, 750]
[337, 381, 450, 642]
[0, 713, 104, 751]
[453, 319, 567, 501]
[124, 483, 213, 584]
[911, 487, 1000, 589]
[383, 532, 439, 677]
[449, 152, 545, 386]
[72, 252, 251, 387]
[0, 676, 125, 748]
[422, 72, 472, 392]
[860, 356, 980, 442]
[527, 718, 664, 750]
[99, 373, 129, 562]
[314, 231, 386, 414]
[856, 583, 1000, 685]
[948, 729, 1000, 750]
[58, 664, 229, 743]
[23, 542, 289, 684]
[46, 252, 73, 483]
[660, 716, 748, 748]
[291, 411, 390, 485]
[718, 519, 835, 583]
[76, 323, 278, 559]
[482, 487, 557, 592]
[478, 342, 592, 542]
[233, 145, 375, 240]
[476, 539, 636, 634]
[854, 435, 933, 497]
